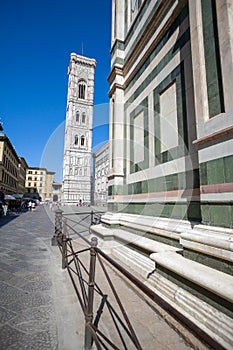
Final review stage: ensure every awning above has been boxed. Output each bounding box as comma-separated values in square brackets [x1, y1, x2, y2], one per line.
[12, 194, 24, 199]
[5, 194, 16, 200]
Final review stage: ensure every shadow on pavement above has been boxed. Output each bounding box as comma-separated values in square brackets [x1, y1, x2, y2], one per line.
[0, 213, 22, 228]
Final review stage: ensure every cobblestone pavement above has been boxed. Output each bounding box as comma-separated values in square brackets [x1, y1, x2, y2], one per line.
[0, 206, 207, 350]
[0, 206, 82, 350]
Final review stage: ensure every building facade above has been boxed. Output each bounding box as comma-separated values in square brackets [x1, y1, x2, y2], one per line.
[62, 53, 96, 204]
[18, 157, 28, 195]
[93, 142, 109, 206]
[107, 0, 233, 227]
[52, 182, 62, 202]
[91, 1, 233, 348]
[0, 133, 20, 194]
[25, 167, 55, 201]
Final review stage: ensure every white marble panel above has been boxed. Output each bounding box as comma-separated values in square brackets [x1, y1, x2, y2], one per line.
[199, 138, 233, 163]
[134, 111, 144, 163]
[160, 82, 178, 152]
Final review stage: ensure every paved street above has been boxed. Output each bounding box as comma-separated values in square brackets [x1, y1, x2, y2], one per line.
[0, 206, 82, 350]
[0, 206, 207, 350]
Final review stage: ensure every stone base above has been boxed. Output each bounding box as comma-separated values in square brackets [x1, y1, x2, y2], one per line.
[90, 212, 233, 350]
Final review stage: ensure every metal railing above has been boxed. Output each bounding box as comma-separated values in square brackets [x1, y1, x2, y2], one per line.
[51, 208, 225, 350]
[51, 208, 143, 350]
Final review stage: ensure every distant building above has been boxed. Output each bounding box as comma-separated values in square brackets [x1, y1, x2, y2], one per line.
[18, 157, 28, 194]
[25, 167, 55, 201]
[62, 53, 96, 205]
[0, 133, 20, 194]
[93, 142, 109, 206]
[52, 182, 62, 202]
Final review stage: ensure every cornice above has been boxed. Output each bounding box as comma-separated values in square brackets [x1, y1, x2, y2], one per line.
[123, 0, 187, 84]
[193, 125, 233, 147]
[108, 65, 124, 85]
[107, 0, 187, 97]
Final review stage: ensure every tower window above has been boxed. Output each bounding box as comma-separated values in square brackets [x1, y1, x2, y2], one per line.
[81, 135, 85, 147]
[75, 135, 79, 145]
[82, 112, 86, 124]
[78, 81, 86, 99]
[76, 112, 80, 123]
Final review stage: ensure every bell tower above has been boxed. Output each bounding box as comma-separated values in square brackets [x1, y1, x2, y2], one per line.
[62, 53, 96, 204]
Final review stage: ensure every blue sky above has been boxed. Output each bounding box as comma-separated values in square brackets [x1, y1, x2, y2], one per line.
[0, 0, 111, 181]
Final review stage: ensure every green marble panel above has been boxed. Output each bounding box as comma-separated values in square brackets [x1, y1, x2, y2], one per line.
[201, 203, 233, 228]
[183, 249, 233, 276]
[201, 0, 225, 117]
[207, 158, 225, 184]
[153, 62, 188, 165]
[126, 30, 190, 103]
[210, 204, 232, 227]
[200, 156, 233, 186]
[129, 98, 149, 174]
[224, 156, 233, 183]
[199, 162, 207, 186]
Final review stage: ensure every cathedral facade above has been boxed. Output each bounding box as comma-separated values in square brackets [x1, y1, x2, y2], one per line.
[62, 53, 96, 204]
[91, 1, 233, 348]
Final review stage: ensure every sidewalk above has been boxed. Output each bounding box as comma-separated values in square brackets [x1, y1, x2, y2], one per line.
[0, 206, 83, 350]
[0, 206, 204, 350]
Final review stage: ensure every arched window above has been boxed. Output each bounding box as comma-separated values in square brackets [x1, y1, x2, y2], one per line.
[75, 135, 78, 145]
[82, 112, 86, 124]
[81, 135, 85, 147]
[78, 81, 86, 99]
[76, 112, 80, 123]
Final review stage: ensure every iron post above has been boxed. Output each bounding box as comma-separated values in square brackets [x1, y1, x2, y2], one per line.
[51, 208, 63, 246]
[84, 236, 98, 350]
[62, 217, 68, 269]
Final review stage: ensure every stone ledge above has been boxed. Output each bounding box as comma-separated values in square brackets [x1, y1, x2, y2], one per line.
[180, 230, 233, 262]
[90, 220, 233, 349]
[150, 251, 233, 304]
[91, 224, 180, 254]
[101, 212, 186, 240]
[101, 212, 233, 264]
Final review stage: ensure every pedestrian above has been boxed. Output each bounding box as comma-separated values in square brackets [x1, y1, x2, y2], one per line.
[28, 201, 32, 211]
[2, 201, 8, 216]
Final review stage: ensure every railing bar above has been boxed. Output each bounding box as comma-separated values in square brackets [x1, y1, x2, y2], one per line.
[76, 257, 137, 346]
[69, 241, 88, 306]
[65, 222, 91, 245]
[94, 326, 122, 350]
[85, 323, 103, 350]
[64, 222, 89, 230]
[107, 302, 128, 349]
[67, 265, 88, 287]
[96, 248, 227, 350]
[92, 293, 128, 349]
[67, 266, 85, 313]
[92, 280, 135, 342]
[65, 215, 90, 226]
[72, 229, 91, 235]
[63, 211, 104, 216]
[72, 247, 91, 255]
[96, 253, 142, 350]
[65, 221, 89, 231]
[68, 261, 88, 306]
[68, 225, 90, 233]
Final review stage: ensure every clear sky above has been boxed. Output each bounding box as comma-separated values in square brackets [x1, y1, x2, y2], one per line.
[0, 0, 111, 181]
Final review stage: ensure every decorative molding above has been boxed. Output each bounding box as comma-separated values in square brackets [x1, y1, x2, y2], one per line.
[193, 125, 233, 147]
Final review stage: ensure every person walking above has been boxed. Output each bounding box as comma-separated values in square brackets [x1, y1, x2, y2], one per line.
[2, 202, 8, 216]
[28, 201, 32, 211]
